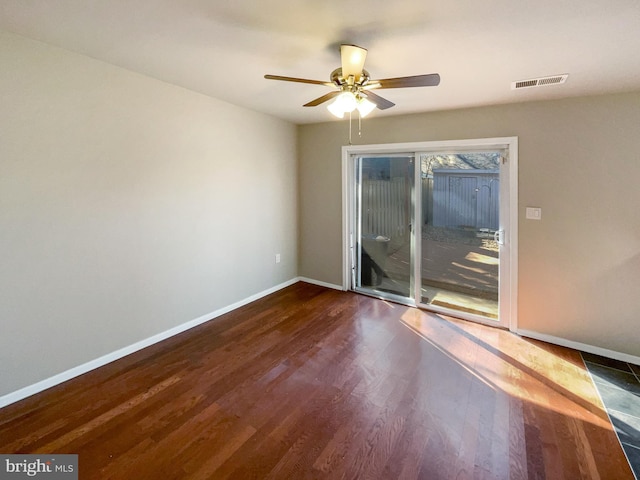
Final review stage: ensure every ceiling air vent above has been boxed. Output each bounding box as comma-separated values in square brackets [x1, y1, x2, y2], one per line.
[511, 74, 568, 90]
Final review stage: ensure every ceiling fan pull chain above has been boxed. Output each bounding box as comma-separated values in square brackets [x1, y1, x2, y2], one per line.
[348, 111, 353, 145]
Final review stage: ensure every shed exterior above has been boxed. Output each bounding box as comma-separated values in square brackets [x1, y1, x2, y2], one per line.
[432, 169, 499, 230]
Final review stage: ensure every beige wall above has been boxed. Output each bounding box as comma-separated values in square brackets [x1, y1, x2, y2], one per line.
[298, 92, 640, 357]
[0, 31, 298, 397]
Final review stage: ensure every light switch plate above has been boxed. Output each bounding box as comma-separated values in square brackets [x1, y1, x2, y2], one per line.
[526, 207, 542, 220]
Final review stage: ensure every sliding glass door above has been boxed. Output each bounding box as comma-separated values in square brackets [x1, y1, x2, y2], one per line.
[418, 153, 501, 319]
[345, 139, 516, 328]
[353, 155, 414, 302]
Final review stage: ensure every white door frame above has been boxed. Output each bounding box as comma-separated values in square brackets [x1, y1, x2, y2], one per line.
[341, 137, 518, 331]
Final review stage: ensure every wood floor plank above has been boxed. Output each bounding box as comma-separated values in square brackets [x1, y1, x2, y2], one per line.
[0, 282, 634, 479]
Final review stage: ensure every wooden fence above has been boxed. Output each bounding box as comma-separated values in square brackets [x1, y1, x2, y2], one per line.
[360, 178, 410, 250]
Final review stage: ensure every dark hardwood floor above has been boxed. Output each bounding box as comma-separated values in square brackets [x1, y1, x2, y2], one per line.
[0, 282, 633, 479]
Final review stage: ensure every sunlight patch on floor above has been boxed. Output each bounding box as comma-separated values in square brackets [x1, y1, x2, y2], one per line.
[422, 286, 498, 319]
[465, 251, 499, 265]
[398, 309, 611, 428]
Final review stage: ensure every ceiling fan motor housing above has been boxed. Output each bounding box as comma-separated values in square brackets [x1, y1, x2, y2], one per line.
[331, 68, 370, 91]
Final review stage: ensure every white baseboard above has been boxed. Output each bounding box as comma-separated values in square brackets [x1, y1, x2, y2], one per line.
[297, 276, 345, 291]
[0, 278, 300, 409]
[516, 329, 640, 365]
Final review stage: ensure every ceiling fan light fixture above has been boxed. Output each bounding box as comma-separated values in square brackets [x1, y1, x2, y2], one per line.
[340, 44, 367, 82]
[356, 97, 376, 117]
[337, 91, 357, 112]
[327, 100, 345, 118]
[327, 91, 357, 117]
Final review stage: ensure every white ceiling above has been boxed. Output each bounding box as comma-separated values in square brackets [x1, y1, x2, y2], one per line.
[1, 0, 639, 124]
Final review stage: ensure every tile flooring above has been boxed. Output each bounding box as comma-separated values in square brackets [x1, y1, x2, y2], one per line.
[582, 352, 640, 479]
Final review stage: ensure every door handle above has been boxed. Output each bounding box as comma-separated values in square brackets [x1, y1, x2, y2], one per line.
[494, 229, 505, 245]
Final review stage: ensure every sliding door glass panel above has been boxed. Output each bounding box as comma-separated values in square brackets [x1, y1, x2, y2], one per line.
[419, 153, 501, 319]
[355, 155, 414, 300]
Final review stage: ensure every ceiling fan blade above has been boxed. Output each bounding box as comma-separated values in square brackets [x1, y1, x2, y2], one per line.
[264, 74, 334, 87]
[367, 73, 441, 89]
[303, 91, 341, 107]
[340, 44, 367, 83]
[361, 90, 395, 110]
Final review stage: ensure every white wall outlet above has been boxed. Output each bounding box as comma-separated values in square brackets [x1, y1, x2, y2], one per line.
[275, 253, 281, 264]
[526, 207, 542, 220]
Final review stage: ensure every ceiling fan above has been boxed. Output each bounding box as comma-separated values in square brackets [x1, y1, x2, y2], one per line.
[264, 44, 440, 118]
